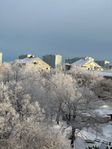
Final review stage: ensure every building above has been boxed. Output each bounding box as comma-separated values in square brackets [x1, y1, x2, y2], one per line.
[109, 62, 112, 69]
[70, 57, 103, 71]
[15, 56, 51, 72]
[65, 57, 84, 64]
[43, 54, 62, 69]
[19, 54, 35, 59]
[64, 63, 72, 71]
[0, 51, 3, 64]
[95, 60, 110, 69]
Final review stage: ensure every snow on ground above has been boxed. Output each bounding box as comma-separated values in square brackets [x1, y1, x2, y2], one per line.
[50, 106, 112, 149]
[102, 124, 112, 140]
[95, 109, 112, 116]
[51, 122, 112, 149]
[71, 124, 112, 149]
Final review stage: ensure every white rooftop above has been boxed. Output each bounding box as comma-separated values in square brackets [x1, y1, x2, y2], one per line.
[72, 57, 101, 67]
[15, 57, 42, 64]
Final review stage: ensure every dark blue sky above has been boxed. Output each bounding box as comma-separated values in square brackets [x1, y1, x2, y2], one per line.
[0, 0, 112, 61]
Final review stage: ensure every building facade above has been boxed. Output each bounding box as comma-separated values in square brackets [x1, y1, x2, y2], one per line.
[70, 57, 103, 71]
[0, 51, 3, 64]
[43, 54, 62, 69]
[109, 62, 112, 69]
[95, 60, 110, 69]
[15, 55, 51, 72]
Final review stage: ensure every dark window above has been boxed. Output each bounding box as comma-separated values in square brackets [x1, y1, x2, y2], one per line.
[33, 62, 37, 64]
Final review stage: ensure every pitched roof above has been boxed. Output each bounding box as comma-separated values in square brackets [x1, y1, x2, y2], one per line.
[14, 57, 51, 68]
[16, 57, 41, 64]
[72, 59, 87, 66]
[72, 57, 101, 68]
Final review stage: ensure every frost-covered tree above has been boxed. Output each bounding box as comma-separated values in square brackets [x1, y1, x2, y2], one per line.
[0, 82, 18, 140]
[93, 78, 112, 102]
[0, 122, 70, 149]
[45, 72, 103, 148]
[0, 62, 110, 149]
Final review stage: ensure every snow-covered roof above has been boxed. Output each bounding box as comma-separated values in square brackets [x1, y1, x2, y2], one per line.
[72, 59, 86, 66]
[12, 57, 51, 68]
[16, 57, 42, 64]
[64, 63, 71, 66]
[72, 57, 101, 68]
[97, 71, 112, 77]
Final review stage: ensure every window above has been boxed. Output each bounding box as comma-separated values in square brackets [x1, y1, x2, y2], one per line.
[33, 61, 38, 64]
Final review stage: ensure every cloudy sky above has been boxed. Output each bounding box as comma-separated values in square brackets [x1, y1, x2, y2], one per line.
[0, 0, 112, 61]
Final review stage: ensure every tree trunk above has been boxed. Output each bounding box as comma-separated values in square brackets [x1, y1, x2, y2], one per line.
[56, 103, 62, 125]
[70, 126, 76, 148]
[56, 112, 60, 125]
